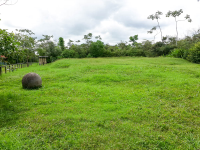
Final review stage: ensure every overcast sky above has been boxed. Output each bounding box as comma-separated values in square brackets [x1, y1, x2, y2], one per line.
[0, 0, 200, 45]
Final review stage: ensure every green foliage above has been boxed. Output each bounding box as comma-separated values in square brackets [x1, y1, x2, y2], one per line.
[58, 37, 65, 51]
[151, 42, 165, 56]
[0, 29, 18, 54]
[168, 48, 184, 58]
[14, 29, 36, 64]
[142, 40, 152, 51]
[102, 50, 114, 57]
[148, 42, 176, 57]
[89, 40, 104, 57]
[36, 48, 46, 56]
[142, 40, 153, 56]
[192, 29, 200, 43]
[129, 35, 138, 46]
[117, 41, 128, 51]
[129, 49, 145, 57]
[83, 33, 93, 48]
[160, 45, 177, 55]
[62, 49, 77, 58]
[187, 42, 200, 63]
[87, 53, 93, 58]
[37, 35, 62, 62]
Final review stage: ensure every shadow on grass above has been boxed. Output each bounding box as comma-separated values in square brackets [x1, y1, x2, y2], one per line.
[0, 92, 30, 128]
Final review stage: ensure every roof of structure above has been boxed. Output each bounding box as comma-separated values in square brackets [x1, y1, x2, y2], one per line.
[38, 56, 48, 58]
[0, 55, 7, 58]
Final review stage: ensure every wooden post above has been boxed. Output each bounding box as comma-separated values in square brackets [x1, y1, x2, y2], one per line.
[5, 66, 6, 74]
[9, 65, 10, 72]
[0, 66, 2, 75]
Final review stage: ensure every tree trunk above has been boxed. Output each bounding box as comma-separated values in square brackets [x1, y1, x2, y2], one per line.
[27, 56, 29, 67]
[157, 19, 163, 41]
[175, 17, 178, 46]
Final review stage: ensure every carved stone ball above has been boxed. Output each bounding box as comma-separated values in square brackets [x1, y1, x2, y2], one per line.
[22, 73, 42, 89]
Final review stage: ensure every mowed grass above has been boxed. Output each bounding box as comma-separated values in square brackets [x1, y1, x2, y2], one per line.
[0, 57, 200, 149]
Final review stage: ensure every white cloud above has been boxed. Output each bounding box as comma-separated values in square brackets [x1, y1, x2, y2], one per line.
[0, 0, 200, 44]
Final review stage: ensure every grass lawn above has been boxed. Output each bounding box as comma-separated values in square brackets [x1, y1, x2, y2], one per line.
[0, 57, 200, 149]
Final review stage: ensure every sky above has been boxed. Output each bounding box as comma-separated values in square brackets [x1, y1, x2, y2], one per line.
[0, 0, 200, 45]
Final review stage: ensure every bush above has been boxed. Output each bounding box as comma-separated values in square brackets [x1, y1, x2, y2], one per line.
[149, 42, 176, 57]
[102, 50, 114, 57]
[129, 49, 145, 57]
[168, 48, 184, 58]
[150, 42, 165, 56]
[187, 42, 200, 63]
[89, 40, 104, 57]
[62, 49, 77, 58]
[87, 53, 93, 58]
[160, 45, 176, 55]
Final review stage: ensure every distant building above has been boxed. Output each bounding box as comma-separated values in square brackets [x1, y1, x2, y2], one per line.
[39, 56, 48, 65]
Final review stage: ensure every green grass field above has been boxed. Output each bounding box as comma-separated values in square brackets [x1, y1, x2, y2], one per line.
[0, 57, 200, 149]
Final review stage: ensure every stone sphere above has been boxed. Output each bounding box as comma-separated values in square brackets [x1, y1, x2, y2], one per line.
[22, 73, 42, 89]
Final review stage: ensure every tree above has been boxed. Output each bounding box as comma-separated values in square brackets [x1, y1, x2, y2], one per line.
[37, 35, 61, 62]
[117, 41, 128, 51]
[36, 48, 46, 56]
[14, 29, 36, 65]
[37, 35, 53, 55]
[75, 40, 81, 44]
[0, 29, 18, 65]
[83, 33, 93, 48]
[89, 40, 104, 57]
[129, 35, 138, 46]
[166, 9, 192, 46]
[58, 37, 65, 51]
[0, 29, 18, 54]
[95, 35, 102, 41]
[67, 39, 74, 47]
[147, 11, 163, 41]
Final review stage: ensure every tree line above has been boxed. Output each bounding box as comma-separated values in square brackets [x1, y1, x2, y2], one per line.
[1, 9, 200, 64]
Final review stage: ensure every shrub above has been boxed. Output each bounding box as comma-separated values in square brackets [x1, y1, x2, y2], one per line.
[149, 42, 176, 57]
[151, 42, 165, 56]
[89, 40, 104, 57]
[102, 50, 114, 57]
[87, 53, 93, 58]
[187, 42, 200, 63]
[160, 45, 176, 55]
[129, 49, 145, 57]
[62, 49, 77, 58]
[168, 48, 184, 58]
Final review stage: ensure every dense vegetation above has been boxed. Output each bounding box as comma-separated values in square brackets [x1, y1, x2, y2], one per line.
[1, 57, 200, 149]
[1, 8, 200, 65]
[1, 28, 200, 65]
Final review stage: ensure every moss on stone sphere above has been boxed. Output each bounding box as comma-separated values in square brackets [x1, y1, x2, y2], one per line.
[22, 73, 42, 89]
